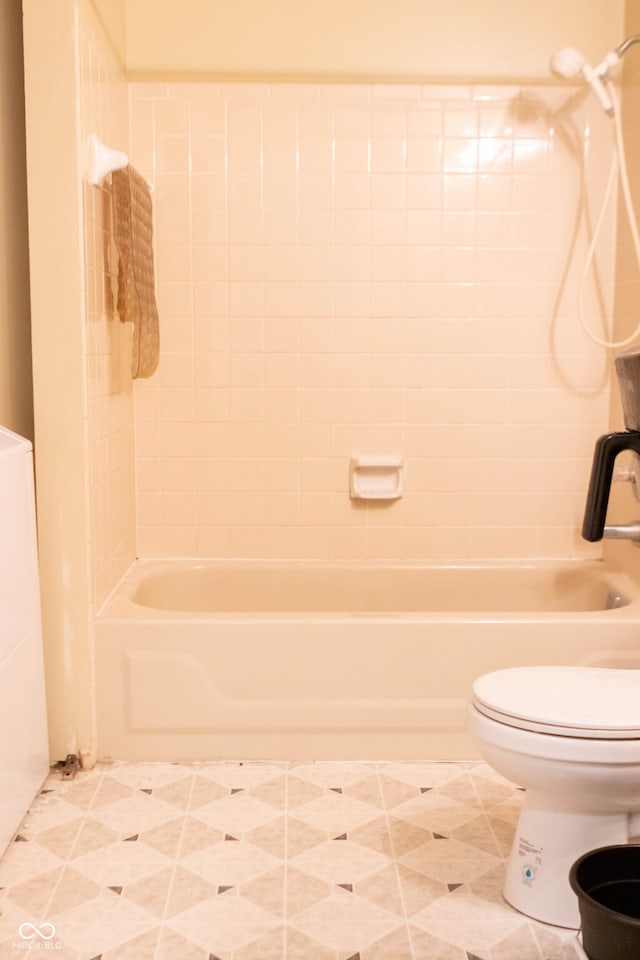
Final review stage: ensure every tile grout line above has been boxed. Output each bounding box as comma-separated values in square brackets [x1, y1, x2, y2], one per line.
[40, 767, 106, 937]
[151, 765, 197, 960]
[373, 760, 417, 960]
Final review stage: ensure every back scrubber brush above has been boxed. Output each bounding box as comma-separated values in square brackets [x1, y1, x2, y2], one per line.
[582, 351, 640, 541]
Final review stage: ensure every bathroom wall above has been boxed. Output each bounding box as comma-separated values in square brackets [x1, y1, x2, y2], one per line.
[124, 0, 625, 83]
[0, 1, 33, 440]
[23, 0, 132, 761]
[602, 1, 640, 573]
[129, 80, 614, 562]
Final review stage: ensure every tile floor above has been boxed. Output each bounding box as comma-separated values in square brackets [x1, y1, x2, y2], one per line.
[0, 761, 583, 960]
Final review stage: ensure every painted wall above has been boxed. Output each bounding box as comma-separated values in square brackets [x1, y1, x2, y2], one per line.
[0, 0, 33, 440]
[125, 0, 625, 81]
[91, 0, 126, 63]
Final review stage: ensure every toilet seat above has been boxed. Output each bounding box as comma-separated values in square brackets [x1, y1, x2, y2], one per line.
[472, 666, 640, 739]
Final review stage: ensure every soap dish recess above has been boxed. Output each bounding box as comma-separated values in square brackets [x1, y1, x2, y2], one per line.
[350, 456, 403, 500]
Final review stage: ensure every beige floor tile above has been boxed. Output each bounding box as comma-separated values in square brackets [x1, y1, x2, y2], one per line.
[191, 793, 283, 835]
[235, 924, 287, 959]
[397, 863, 449, 917]
[47, 866, 102, 917]
[19, 797, 85, 838]
[452, 813, 503, 857]
[68, 818, 119, 859]
[91, 793, 181, 838]
[198, 762, 285, 790]
[152, 775, 195, 810]
[289, 888, 403, 954]
[109, 762, 195, 791]
[436, 774, 483, 808]
[89, 775, 135, 810]
[181, 837, 281, 886]
[391, 792, 481, 835]
[380, 763, 467, 790]
[70, 838, 172, 886]
[100, 925, 161, 959]
[362, 923, 414, 959]
[409, 926, 467, 959]
[249, 773, 287, 809]
[245, 813, 286, 857]
[156, 925, 209, 959]
[378, 774, 420, 810]
[138, 816, 185, 858]
[239, 865, 286, 917]
[289, 838, 391, 884]
[178, 815, 225, 857]
[400, 837, 500, 884]
[342, 775, 385, 810]
[3, 867, 63, 915]
[353, 863, 405, 916]
[122, 865, 174, 917]
[285, 926, 335, 959]
[489, 922, 545, 959]
[53, 890, 159, 956]
[292, 791, 381, 837]
[287, 775, 325, 809]
[387, 815, 433, 857]
[286, 816, 327, 858]
[0, 841, 63, 888]
[349, 816, 394, 857]
[286, 866, 332, 917]
[187, 774, 228, 809]
[54, 777, 102, 813]
[290, 762, 378, 789]
[167, 893, 281, 952]
[30, 818, 85, 859]
[410, 890, 527, 952]
[0, 761, 558, 960]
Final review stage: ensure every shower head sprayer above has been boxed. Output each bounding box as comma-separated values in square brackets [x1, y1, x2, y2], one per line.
[549, 46, 588, 79]
[549, 46, 615, 116]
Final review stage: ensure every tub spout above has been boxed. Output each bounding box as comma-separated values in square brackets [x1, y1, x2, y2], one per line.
[582, 431, 640, 541]
[603, 521, 640, 542]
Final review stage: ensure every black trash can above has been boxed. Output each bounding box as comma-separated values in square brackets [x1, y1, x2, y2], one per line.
[569, 845, 640, 960]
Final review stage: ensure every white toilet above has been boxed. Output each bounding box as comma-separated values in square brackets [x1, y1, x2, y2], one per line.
[468, 666, 640, 928]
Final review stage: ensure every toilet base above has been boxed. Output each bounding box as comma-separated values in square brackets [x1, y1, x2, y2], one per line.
[503, 791, 630, 928]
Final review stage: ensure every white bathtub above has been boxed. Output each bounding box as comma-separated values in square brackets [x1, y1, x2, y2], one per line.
[95, 559, 640, 762]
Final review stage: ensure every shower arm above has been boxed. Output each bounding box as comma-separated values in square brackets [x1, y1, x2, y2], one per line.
[614, 34, 640, 59]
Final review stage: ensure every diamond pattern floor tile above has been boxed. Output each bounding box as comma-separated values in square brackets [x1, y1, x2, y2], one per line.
[0, 761, 583, 959]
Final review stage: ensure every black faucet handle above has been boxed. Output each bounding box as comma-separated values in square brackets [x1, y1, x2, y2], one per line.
[582, 430, 640, 541]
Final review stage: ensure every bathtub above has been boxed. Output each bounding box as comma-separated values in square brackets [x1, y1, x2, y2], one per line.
[94, 559, 640, 762]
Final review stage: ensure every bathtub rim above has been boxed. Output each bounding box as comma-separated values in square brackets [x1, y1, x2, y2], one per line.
[96, 557, 640, 623]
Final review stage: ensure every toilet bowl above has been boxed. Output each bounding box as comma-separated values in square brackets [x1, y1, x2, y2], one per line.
[468, 666, 640, 928]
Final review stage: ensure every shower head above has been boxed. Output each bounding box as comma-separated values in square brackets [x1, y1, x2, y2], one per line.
[549, 46, 590, 80]
[549, 46, 615, 116]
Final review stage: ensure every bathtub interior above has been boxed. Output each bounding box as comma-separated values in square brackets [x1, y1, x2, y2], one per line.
[103, 558, 640, 616]
[94, 560, 640, 763]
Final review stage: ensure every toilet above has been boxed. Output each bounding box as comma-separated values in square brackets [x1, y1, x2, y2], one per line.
[468, 666, 640, 928]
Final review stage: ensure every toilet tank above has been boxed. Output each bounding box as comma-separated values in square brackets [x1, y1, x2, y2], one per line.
[0, 425, 49, 854]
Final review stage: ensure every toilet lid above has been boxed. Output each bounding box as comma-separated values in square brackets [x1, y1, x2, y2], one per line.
[472, 667, 640, 738]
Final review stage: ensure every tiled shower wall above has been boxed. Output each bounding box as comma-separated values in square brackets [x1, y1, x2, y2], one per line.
[128, 82, 614, 563]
